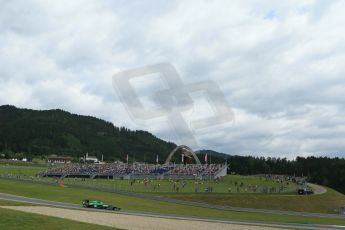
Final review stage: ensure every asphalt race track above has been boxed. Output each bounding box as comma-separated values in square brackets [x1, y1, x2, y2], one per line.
[1, 192, 345, 230]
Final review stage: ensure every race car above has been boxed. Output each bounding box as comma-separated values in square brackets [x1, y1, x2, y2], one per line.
[82, 200, 121, 211]
[297, 187, 314, 195]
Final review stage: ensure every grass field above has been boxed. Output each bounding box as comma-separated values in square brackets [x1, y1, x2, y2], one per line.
[0, 199, 33, 206]
[0, 165, 46, 176]
[1, 178, 345, 226]
[0, 160, 48, 167]
[62, 174, 298, 194]
[165, 187, 345, 214]
[0, 207, 119, 230]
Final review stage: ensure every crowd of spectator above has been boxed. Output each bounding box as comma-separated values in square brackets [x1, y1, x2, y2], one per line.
[40, 163, 225, 177]
[166, 164, 223, 176]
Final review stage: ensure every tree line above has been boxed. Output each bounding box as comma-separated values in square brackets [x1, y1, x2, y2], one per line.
[198, 150, 345, 194]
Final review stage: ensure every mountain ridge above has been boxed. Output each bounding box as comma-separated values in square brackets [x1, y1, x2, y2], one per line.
[0, 104, 177, 162]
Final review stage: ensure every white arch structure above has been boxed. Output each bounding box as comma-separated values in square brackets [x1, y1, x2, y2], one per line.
[165, 145, 201, 164]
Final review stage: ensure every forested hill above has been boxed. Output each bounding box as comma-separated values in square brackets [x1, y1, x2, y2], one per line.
[0, 105, 176, 162]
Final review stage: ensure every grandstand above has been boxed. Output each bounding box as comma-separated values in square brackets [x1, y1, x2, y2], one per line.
[40, 146, 227, 179]
[40, 163, 227, 180]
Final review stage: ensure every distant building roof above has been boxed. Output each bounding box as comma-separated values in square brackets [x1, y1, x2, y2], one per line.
[86, 156, 98, 159]
[85, 155, 99, 162]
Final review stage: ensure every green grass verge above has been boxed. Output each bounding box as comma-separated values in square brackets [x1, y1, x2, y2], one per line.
[1, 178, 345, 226]
[165, 187, 345, 214]
[0, 165, 46, 176]
[0, 199, 33, 206]
[0, 207, 119, 230]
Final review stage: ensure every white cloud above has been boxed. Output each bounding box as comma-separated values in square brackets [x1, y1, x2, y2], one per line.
[0, 0, 345, 158]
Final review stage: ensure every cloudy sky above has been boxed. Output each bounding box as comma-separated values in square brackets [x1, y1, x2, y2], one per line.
[1, 0, 345, 158]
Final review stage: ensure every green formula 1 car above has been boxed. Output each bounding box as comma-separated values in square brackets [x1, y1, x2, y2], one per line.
[82, 200, 121, 211]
